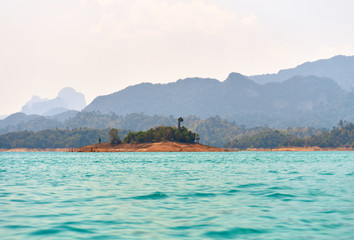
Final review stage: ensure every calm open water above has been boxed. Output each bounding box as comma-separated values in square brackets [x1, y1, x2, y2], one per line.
[0, 152, 353, 239]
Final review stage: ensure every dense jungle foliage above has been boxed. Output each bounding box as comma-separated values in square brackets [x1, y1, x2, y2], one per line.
[225, 121, 353, 149]
[124, 126, 198, 144]
[0, 112, 351, 149]
[0, 128, 128, 149]
[0, 112, 327, 147]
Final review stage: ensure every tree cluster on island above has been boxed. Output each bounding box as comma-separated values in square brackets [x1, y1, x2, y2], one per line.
[123, 126, 198, 144]
[109, 119, 199, 144]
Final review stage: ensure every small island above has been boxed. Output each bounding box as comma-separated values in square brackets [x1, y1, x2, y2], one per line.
[72, 119, 230, 152]
[72, 142, 229, 152]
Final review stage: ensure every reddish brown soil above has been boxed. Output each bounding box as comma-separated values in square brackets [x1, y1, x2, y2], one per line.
[72, 142, 230, 152]
[1, 145, 352, 152]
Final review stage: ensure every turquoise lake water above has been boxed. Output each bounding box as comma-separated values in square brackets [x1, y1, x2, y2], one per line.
[0, 152, 353, 239]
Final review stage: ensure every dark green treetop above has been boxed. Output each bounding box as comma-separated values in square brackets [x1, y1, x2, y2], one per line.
[109, 128, 122, 144]
[124, 125, 196, 144]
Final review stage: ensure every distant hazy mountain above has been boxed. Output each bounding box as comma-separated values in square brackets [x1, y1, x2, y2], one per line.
[0, 112, 41, 130]
[48, 110, 80, 122]
[0, 110, 82, 134]
[249, 55, 354, 91]
[84, 73, 353, 127]
[3, 55, 354, 131]
[22, 87, 86, 115]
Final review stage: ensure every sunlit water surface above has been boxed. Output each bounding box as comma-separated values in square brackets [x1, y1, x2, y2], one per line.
[0, 152, 353, 239]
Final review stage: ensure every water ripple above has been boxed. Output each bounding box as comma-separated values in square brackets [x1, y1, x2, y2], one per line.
[0, 151, 353, 239]
[132, 192, 169, 200]
[236, 183, 267, 188]
[30, 228, 62, 236]
[265, 193, 296, 199]
[204, 227, 268, 238]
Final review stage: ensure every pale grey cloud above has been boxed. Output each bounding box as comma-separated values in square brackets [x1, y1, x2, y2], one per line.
[90, 0, 237, 38]
[240, 14, 258, 25]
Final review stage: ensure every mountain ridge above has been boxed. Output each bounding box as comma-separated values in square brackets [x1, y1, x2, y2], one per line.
[249, 55, 354, 91]
[83, 74, 351, 127]
[2, 55, 353, 131]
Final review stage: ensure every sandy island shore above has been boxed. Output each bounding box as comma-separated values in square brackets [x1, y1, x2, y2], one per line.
[71, 142, 230, 152]
[1, 144, 352, 152]
[71, 143, 353, 152]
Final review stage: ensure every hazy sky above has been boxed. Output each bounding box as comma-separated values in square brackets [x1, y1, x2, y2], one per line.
[1, 0, 354, 116]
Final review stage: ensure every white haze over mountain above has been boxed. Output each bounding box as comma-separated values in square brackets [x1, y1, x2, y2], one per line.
[1, 0, 354, 115]
[21, 88, 86, 116]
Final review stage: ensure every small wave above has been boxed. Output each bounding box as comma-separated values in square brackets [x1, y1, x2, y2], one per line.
[193, 192, 216, 197]
[321, 223, 342, 229]
[4, 224, 33, 229]
[308, 190, 334, 197]
[265, 193, 296, 199]
[10, 199, 27, 203]
[132, 192, 169, 200]
[260, 215, 276, 219]
[225, 189, 240, 195]
[30, 225, 94, 236]
[318, 172, 335, 175]
[268, 186, 293, 190]
[31, 228, 62, 236]
[236, 183, 266, 188]
[177, 192, 217, 198]
[205, 227, 267, 238]
[31, 200, 52, 205]
[63, 219, 129, 226]
[346, 172, 354, 176]
[31, 213, 77, 218]
[61, 225, 94, 234]
[0, 192, 11, 197]
[169, 224, 209, 230]
[187, 178, 199, 181]
[298, 199, 315, 202]
[319, 210, 338, 214]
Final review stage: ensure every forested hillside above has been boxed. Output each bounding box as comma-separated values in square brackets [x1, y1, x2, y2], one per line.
[0, 128, 129, 149]
[0, 113, 332, 149]
[226, 121, 353, 149]
[83, 74, 353, 128]
[1, 111, 331, 148]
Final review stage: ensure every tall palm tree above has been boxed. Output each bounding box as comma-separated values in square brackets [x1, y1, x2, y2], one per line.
[178, 117, 184, 131]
